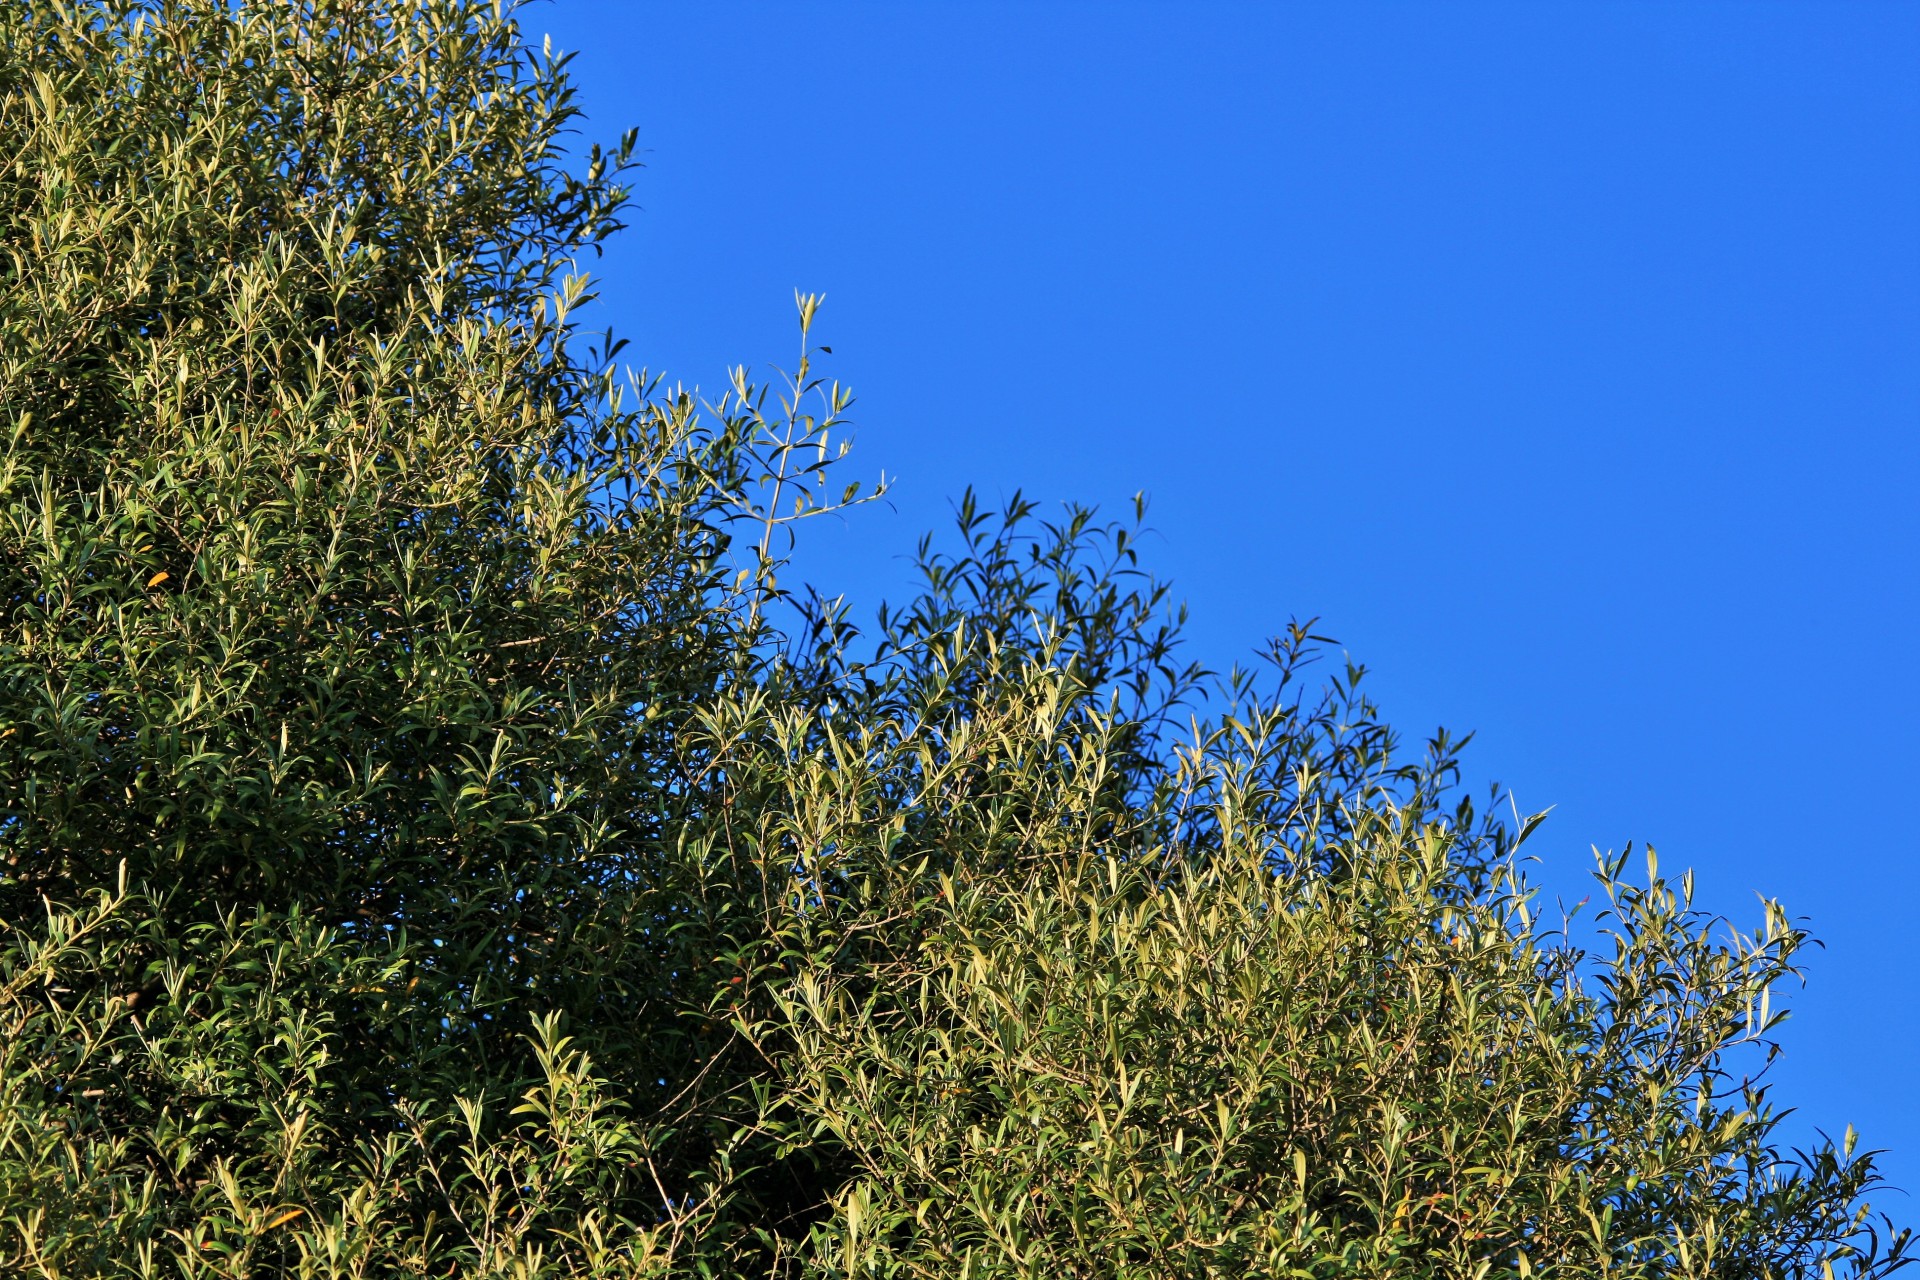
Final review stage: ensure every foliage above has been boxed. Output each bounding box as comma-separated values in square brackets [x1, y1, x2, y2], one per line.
[0, 1, 1907, 1276]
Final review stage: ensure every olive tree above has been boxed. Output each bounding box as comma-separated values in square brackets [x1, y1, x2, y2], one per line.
[0, 3, 1906, 1277]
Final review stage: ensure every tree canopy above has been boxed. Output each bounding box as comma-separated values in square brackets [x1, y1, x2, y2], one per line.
[0, 2, 1907, 1277]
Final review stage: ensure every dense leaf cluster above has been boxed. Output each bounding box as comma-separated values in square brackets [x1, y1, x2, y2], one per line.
[0, 3, 1907, 1277]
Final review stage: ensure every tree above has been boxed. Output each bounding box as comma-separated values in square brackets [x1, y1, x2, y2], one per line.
[0, 2, 1906, 1277]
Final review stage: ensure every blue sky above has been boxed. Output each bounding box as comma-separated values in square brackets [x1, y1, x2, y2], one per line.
[532, 1, 1920, 1196]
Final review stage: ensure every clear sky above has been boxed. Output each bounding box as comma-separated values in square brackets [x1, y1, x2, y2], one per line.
[532, 0, 1920, 1197]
